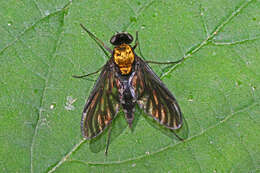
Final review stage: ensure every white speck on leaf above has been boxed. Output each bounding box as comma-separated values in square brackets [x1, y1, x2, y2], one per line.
[50, 104, 55, 109]
[250, 84, 256, 91]
[40, 118, 50, 127]
[44, 10, 50, 16]
[65, 96, 77, 111]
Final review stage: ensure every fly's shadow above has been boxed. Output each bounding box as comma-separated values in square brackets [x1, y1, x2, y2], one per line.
[137, 108, 189, 141]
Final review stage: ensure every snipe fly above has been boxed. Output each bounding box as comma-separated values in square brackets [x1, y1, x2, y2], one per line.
[74, 24, 184, 155]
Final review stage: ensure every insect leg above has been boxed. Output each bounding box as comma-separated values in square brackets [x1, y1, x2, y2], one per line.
[80, 24, 112, 59]
[172, 130, 184, 141]
[133, 31, 146, 60]
[145, 57, 184, 65]
[133, 31, 139, 49]
[105, 126, 112, 156]
[72, 66, 103, 78]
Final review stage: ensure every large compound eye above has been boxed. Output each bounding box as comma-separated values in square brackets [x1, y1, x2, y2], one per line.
[110, 35, 117, 45]
[126, 33, 133, 44]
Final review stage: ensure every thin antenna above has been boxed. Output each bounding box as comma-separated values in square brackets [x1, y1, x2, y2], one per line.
[80, 24, 113, 58]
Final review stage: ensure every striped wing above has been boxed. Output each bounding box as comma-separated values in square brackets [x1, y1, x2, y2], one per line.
[81, 61, 120, 139]
[131, 56, 183, 129]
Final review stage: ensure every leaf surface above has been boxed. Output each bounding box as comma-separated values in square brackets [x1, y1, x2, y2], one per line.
[0, 0, 259, 172]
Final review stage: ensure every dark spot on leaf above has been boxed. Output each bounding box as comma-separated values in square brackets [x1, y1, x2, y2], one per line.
[236, 80, 242, 86]
[7, 21, 13, 26]
[152, 12, 158, 17]
[188, 94, 193, 102]
[130, 16, 137, 23]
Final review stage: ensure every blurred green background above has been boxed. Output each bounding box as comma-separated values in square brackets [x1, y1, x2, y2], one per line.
[0, 0, 259, 172]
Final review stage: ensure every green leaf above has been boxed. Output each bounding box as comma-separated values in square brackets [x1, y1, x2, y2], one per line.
[1, 0, 260, 172]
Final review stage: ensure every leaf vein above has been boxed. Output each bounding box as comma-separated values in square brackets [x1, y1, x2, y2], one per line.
[160, 0, 254, 79]
[66, 102, 258, 166]
[31, 0, 44, 17]
[29, 7, 68, 173]
[0, 1, 72, 57]
[124, 0, 155, 30]
[213, 36, 260, 45]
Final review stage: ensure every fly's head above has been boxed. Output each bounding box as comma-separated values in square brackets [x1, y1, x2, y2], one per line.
[110, 32, 133, 46]
[111, 32, 135, 75]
